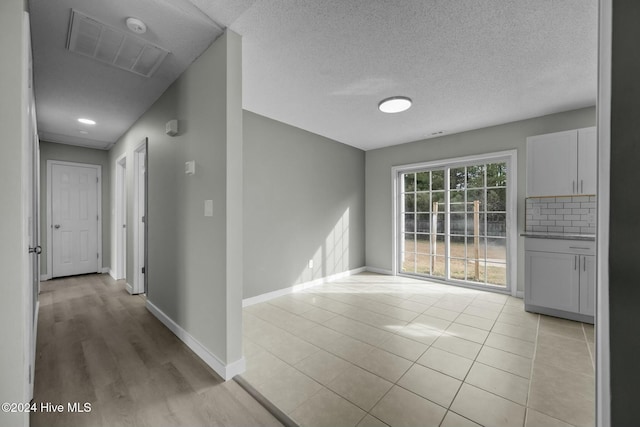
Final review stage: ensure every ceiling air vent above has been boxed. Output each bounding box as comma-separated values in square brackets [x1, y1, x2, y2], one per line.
[66, 10, 170, 78]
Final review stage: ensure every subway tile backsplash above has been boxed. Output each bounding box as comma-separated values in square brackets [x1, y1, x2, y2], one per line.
[525, 196, 596, 235]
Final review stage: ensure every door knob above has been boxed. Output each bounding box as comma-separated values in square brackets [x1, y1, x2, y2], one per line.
[54, 224, 61, 229]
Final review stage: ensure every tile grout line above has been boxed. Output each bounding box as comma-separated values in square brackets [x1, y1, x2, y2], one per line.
[242, 335, 332, 420]
[248, 284, 452, 425]
[442, 296, 506, 423]
[262, 288, 535, 380]
[256, 279, 590, 426]
[246, 279, 541, 427]
[249, 302, 430, 422]
[442, 297, 538, 424]
[583, 323, 596, 371]
[523, 313, 541, 427]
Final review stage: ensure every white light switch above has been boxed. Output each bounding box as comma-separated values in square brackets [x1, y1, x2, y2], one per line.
[204, 200, 213, 217]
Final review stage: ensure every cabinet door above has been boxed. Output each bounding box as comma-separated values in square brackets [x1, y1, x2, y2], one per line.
[526, 130, 578, 196]
[525, 251, 580, 313]
[577, 127, 597, 195]
[580, 255, 596, 316]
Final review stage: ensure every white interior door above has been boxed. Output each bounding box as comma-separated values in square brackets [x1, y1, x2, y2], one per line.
[116, 156, 127, 280]
[133, 142, 147, 294]
[23, 11, 39, 400]
[51, 163, 99, 277]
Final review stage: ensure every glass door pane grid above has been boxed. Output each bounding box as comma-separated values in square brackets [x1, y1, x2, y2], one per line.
[399, 161, 508, 289]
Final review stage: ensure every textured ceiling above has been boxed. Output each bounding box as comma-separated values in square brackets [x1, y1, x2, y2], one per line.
[30, 0, 597, 151]
[227, 0, 597, 150]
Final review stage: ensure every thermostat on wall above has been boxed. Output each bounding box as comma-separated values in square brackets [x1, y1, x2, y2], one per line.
[185, 161, 195, 175]
[166, 119, 178, 136]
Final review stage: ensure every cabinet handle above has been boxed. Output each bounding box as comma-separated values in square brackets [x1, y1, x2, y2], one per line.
[572, 180, 576, 194]
[581, 180, 584, 193]
[583, 256, 586, 271]
[569, 246, 590, 250]
[574, 255, 577, 270]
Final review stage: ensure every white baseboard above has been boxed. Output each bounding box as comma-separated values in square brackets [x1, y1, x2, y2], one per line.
[243, 267, 367, 307]
[32, 299, 39, 391]
[516, 291, 524, 299]
[40, 268, 109, 281]
[365, 266, 393, 275]
[33, 300, 40, 342]
[225, 356, 247, 379]
[146, 300, 244, 381]
[108, 269, 117, 280]
[125, 283, 133, 294]
[34, 300, 40, 325]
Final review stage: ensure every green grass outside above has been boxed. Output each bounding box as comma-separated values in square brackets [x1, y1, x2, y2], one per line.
[402, 239, 507, 286]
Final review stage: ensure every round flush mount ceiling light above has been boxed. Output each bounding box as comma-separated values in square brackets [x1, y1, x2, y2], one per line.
[378, 96, 412, 113]
[78, 118, 96, 125]
[126, 17, 147, 34]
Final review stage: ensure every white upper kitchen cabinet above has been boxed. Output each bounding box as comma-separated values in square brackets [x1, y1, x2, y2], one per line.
[526, 127, 596, 197]
[577, 127, 597, 195]
[526, 130, 577, 197]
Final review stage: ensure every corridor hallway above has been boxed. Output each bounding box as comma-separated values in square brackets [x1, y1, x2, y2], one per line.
[31, 274, 282, 427]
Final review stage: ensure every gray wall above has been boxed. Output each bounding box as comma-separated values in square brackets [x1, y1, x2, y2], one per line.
[109, 30, 243, 367]
[609, 0, 640, 423]
[0, 0, 28, 425]
[365, 107, 596, 292]
[243, 111, 366, 299]
[39, 141, 111, 276]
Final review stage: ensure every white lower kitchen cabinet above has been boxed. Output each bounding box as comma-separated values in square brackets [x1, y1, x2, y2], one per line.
[524, 237, 595, 323]
[580, 255, 595, 317]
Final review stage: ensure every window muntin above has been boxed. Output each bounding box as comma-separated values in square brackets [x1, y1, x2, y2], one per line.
[399, 161, 508, 288]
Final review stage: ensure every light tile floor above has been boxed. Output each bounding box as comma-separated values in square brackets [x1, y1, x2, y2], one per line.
[242, 273, 595, 427]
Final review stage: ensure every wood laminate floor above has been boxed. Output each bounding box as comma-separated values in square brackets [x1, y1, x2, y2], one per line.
[32, 274, 283, 427]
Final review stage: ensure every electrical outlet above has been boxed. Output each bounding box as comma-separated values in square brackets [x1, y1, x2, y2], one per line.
[532, 206, 541, 216]
[587, 213, 596, 223]
[308, 259, 314, 269]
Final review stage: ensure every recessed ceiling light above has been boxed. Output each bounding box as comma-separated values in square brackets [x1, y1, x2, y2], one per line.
[378, 96, 412, 113]
[78, 118, 96, 125]
[78, 130, 89, 135]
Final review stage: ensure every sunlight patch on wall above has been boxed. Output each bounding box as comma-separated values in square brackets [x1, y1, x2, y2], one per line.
[294, 208, 350, 287]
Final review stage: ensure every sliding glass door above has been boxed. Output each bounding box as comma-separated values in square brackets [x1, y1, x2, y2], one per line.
[397, 154, 513, 291]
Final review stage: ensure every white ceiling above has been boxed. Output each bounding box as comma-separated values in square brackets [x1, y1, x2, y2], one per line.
[30, 0, 597, 151]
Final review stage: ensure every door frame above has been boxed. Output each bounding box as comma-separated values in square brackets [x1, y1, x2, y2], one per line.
[597, 0, 611, 424]
[391, 150, 518, 296]
[46, 160, 102, 278]
[132, 139, 147, 294]
[22, 10, 38, 403]
[115, 154, 127, 280]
